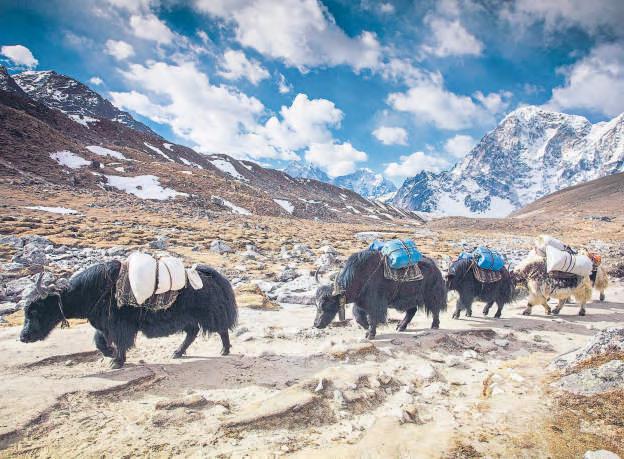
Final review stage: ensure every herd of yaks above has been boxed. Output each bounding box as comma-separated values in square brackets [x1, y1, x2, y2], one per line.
[18, 234, 609, 368]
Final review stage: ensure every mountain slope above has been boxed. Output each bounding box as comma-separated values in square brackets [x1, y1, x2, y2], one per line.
[333, 169, 397, 199]
[284, 161, 397, 199]
[12, 70, 157, 135]
[511, 172, 624, 220]
[393, 106, 624, 217]
[283, 161, 330, 182]
[0, 69, 421, 223]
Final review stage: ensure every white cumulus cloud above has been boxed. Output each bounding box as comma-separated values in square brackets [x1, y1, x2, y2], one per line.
[545, 43, 624, 117]
[130, 14, 175, 44]
[387, 73, 494, 130]
[0, 44, 38, 68]
[89, 76, 104, 86]
[444, 135, 476, 158]
[305, 142, 368, 177]
[218, 49, 269, 85]
[384, 151, 450, 179]
[105, 39, 135, 60]
[373, 126, 408, 145]
[421, 17, 483, 57]
[194, 0, 381, 71]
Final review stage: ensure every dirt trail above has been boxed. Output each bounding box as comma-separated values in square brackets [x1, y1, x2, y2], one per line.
[1, 282, 622, 458]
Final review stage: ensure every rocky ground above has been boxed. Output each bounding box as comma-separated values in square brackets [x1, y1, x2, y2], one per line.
[1, 184, 624, 458]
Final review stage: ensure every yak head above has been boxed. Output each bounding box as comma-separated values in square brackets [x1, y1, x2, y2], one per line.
[312, 268, 345, 329]
[509, 269, 529, 300]
[20, 273, 66, 343]
[313, 285, 344, 329]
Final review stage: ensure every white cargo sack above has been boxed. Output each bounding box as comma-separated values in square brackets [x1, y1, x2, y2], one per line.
[186, 265, 203, 290]
[161, 256, 187, 291]
[127, 252, 157, 305]
[535, 235, 567, 257]
[546, 246, 592, 277]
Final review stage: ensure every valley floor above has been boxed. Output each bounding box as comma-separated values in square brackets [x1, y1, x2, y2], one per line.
[0, 183, 623, 457]
[0, 285, 623, 458]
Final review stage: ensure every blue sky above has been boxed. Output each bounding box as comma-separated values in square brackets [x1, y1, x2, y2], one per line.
[1, 0, 623, 184]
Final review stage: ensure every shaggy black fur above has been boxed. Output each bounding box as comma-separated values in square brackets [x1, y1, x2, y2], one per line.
[314, 250, 446, 339]
[20, 261, 238, 368]
[446, 258, 513, 319]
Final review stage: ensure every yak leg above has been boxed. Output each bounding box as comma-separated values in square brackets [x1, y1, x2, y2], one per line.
[172, 324, 200, 358]
[109, 321, 137, 369]
[353, 305, 370, 330]
[494, 301, 504, 319]
[396, 308, 417, 332]
[94, 329, 114, 357]
[599, 291, 605, 302]
[521, 302, 533, 316]
[431, 309, 440, 329]
[482, 301, 493, 316]
[365, 320, 378, 340]
[218, 330, 231, 355]
[552, 299, 565, 315]
[452, 299, 462, 320]
[578, 302, 587, 316]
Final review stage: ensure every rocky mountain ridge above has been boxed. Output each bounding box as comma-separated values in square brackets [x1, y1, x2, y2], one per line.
[0, 66, 420, 223]
[393, 106, 624, 217]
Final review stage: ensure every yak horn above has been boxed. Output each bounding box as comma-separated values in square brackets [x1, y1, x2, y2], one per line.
[34, 272, 46, 293]
[314, 266, 321, 284]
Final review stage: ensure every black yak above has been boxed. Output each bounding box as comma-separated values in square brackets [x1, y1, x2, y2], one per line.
[313, 250, 446, 339]
[20, 261, 237, 368]
[446, 258, 513, 319]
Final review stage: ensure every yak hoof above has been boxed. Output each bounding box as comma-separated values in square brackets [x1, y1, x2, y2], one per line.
[552, 309, 560, 316]
[431, 323, 439, 330]
[482, 308, 489, 316]
[452, 311, 460, 320]
[466, 310, 472, 317]
[396, 323, 406, 332]
[599, 293, 605, 302]
[110, 359, 124, 369]
[494, 313, 502, 319]
[220, 347, 230, 356]
[100, 348, 115, 358]
[172, 351, 184, 359]
[578, 309, 586, 316]
[521, 309, 531, 316]
[365, 332, 376, 340]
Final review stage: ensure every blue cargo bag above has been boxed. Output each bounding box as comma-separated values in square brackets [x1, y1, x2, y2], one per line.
[458, 251, 473, 261]
[368, 240, 385, 251]
[381, 239, 422, 269]
[472, 247, 504, 271]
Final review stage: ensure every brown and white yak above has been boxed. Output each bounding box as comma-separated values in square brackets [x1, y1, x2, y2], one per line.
[512, 252, 592, 316]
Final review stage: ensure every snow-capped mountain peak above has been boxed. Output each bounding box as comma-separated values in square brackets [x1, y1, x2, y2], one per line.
[12, 70, 156, 134]
[393, 105, 624, 217]
[283, 161, 330, 182]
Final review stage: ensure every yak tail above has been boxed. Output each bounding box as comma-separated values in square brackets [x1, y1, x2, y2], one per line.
[424, 261, 448, 316]
[195, 265, 238, 331]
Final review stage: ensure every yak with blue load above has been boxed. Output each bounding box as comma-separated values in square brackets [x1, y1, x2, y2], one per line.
[314, 240, 446, 339]
[446, 247, 514, 319]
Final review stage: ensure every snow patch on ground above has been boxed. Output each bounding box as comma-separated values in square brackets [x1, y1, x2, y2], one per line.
[163, 143, 174, 151]
[24, 206, 78, 215]
[68, 114, 98, 127]
[210, 159, 247, 181]
[212, 196, 251, 215]
[50, 151, 90, 169]
[273, 199, 294, 214]
[144, 142, 173, 162]
[86, 145, 127, 161]
[105, 175, 188, 200]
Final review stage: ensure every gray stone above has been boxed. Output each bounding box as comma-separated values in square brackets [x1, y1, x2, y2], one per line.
[149, 236, 169, 250]
[276, 267, 298, 283]
[554, 360, 624, 395]
[0, 235, 24, 248]
[210, 240, 233, 254]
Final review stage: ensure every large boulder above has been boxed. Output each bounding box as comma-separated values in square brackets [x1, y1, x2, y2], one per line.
[553, 360, 624, 395]
[552, 328, 624, 370]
